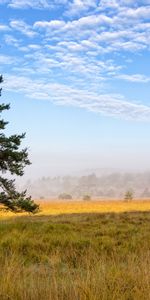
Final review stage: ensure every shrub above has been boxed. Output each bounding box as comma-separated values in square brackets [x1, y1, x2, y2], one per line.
[58, 193, 72, 200]
[124, 191, 133, 202]
[83, 195, 91, 201]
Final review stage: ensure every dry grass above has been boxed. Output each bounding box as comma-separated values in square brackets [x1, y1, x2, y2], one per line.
[37, 199, 150, 215]
[1, 199, 150, 218]
[1, 200, 150, 299]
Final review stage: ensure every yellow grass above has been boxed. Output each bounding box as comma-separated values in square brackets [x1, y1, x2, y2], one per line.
[1, 199, 150, 218]
[37, 199, 150, 215]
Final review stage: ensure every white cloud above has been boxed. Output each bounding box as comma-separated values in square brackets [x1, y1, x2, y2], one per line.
[65, 0, 97, 17]
[1, 0, 68, 9]
[28, 44, 41, 50]
[10, 20, 37, 37]
[34, 5, 150, 54]
[34, 14, 113, 33]
[119, 5, 150, 19]
[98, 0, 119, 10]
[34, 20, 65, 30]
[116, 74, 150, 83]
[8, 0, 51, 9]
[0, 24, 10, 31]
[4, 74, 150, 121]
[4, 34, 20, 47]
[0, 55, 16, 64]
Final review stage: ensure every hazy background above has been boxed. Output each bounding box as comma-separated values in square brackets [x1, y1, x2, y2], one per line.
[17, 170, 150, 199]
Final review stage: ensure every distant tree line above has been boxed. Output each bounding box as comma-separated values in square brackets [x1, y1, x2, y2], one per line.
[23, 172, 150, 199]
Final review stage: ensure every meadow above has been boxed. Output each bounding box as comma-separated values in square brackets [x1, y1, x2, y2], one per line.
[1, 200, 150, 299]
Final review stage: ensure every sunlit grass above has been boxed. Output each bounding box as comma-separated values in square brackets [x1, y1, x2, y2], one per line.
[1, 199, 150, 218]
[1, 200, 150, 299]
[37, 199, 150, 215]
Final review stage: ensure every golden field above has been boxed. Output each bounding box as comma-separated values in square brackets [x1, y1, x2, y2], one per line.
[1, 199, 150, 218]
[38, 199, 150, 215]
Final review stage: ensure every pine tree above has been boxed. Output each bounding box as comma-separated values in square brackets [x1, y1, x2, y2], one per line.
[0, 75, 39, 213]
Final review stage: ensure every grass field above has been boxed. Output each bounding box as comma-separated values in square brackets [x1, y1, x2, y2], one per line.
[1, 200, 150, 299]
[1, 199, 150, 217]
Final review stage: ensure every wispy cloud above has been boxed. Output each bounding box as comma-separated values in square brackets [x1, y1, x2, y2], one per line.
[10, 20, 37, 37]
[4, 74, 150, 121]
[116, 74, 150, 83]
[4, 34, 20, 47]
[65, 0, 98, 17]
[1, 0, 67, 9]
[6, 0, 51, 9]
[34, 9, 150, 53]
[0, 54, 16, 64]
[0, 0, 150, 121]
[0, 24, 10, 31]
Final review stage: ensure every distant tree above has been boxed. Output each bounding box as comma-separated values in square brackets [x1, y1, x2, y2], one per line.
[124, 190, 133, 202]
[58, 193, 72, 200]
[0, 75, 39, 213]
[83, 195, 91, 201]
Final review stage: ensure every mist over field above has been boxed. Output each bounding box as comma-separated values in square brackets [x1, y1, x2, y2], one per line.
[19, 170, 150, 199]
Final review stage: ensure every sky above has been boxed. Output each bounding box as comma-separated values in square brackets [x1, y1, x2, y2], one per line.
[0, 0, 150, 178]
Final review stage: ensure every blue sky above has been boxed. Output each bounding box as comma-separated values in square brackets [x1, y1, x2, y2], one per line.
[0, 0, 150, 177]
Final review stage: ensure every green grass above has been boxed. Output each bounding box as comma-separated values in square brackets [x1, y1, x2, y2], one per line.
[1, 212, 150, 299]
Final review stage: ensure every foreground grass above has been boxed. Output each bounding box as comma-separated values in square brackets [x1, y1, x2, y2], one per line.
[1, 206, 150, 299]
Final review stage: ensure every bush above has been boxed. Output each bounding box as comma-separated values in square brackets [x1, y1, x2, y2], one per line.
[124, 191, 133, 202]
[83, 195, 91, 201]
[58, 193, 72, 200]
